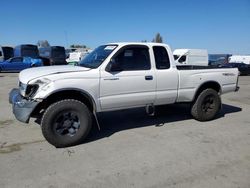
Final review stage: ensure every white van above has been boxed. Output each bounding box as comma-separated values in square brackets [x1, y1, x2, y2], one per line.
[229, 55, 250, 65]
[173, 49, 208, 66]
[66, 49, 92, 65]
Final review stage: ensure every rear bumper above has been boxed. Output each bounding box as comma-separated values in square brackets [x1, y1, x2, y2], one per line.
[9, 88, 40, 123]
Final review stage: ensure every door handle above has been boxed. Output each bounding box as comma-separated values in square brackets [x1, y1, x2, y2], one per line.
[103, 78, 119, 81]
[145, 75, 153, 80]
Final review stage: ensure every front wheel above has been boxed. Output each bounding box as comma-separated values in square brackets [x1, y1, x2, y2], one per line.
[41, 99, 92, 148]
[191, 89, 221, 121]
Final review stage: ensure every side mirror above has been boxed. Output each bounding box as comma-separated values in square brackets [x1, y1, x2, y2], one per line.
[108, 58, 123, 72]
[178, 55, 186, 63]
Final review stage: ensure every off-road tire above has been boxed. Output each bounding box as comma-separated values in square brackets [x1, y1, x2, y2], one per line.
[191, 89, 221, 121]
[41, 99, 92, 148]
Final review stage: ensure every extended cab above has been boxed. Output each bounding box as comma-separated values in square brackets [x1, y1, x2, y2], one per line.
[9, 42, 239, 147]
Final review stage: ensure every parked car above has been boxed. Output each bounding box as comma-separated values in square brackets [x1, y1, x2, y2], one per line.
[39, 46, 67, 65]
[209, 54, 232, 67]
[9, 42, 239, 147]
[220, 63, 250, 75]
[0, 57, 43, 72]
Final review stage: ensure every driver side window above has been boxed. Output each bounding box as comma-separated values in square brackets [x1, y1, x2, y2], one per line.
[114, 46, 151, 71]
[11, 57, 23, 63]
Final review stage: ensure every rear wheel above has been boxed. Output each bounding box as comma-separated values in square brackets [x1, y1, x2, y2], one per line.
[41, 99, 92, 148]
[191, 89, 221, 121]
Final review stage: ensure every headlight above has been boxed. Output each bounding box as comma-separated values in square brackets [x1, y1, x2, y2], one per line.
[19, 78, 52, 98]
[33, 78, 52, 91]
[19, 82, 27, 97]
[25, 84, 39, 98]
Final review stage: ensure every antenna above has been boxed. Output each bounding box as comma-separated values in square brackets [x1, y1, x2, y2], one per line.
[64, 31, 69, 48]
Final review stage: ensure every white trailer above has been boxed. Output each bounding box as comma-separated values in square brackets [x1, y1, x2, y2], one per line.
[173, 49, 208, 66]
[229, 55, 250, 65]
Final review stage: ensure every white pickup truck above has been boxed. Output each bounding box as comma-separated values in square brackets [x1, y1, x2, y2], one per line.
[9, 42, 239, 147]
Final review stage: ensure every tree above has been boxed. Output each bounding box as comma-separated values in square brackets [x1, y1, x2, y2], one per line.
[70, 44, 87, 48]
[37, 40, 50, 48]
[152, 33, 163, 43]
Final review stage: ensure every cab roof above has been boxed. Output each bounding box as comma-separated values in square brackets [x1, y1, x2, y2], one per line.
[107, 42, 169, 48]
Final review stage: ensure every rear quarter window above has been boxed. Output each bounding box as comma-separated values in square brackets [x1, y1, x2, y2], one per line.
[153, 46, 170, 69]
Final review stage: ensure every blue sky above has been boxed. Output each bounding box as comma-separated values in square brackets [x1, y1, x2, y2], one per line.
[0, 0, 250, 54]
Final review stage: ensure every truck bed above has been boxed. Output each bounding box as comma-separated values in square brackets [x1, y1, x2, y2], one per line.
[176, 66, 239, 102]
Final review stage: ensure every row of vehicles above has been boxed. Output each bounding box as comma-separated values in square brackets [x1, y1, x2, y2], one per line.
[173, 49, 250, 75]
[208, 54, 250, 75]
[1, 44, 250, 75]
[0, 44, 67, 72]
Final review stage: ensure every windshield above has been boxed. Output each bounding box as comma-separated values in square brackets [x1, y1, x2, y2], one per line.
[79, 45, 117, 68]
[22, 46, 39, 58]
[39, 48, 50, 57]
[52, 49, 66, 59]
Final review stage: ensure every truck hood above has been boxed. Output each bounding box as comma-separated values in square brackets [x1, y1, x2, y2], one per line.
[19, 65, 91, 84]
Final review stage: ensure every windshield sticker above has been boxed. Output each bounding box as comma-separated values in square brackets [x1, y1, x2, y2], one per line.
[104, 46, 116, 50]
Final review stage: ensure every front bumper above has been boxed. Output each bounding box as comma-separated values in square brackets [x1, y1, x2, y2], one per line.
[9, 88, 40, 123]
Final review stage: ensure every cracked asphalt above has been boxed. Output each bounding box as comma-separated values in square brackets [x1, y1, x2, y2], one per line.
[0, 73, 250, 188]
